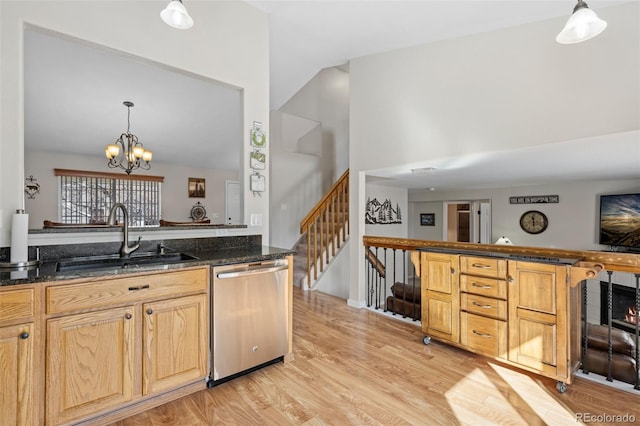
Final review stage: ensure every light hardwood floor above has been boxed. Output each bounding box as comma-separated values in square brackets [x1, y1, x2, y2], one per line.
[113, 288, 640, 425]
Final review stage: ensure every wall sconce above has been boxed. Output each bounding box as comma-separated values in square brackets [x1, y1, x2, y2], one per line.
[25, 175, 40, 199]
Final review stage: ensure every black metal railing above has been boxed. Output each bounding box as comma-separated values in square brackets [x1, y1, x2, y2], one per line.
[364, 246, 420, 321]
[582, 271, 640, 391]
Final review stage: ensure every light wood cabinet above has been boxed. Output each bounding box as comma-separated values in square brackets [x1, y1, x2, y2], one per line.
[0, 287, 38, 426]
[143, 294, 208, 395]
[416, 250, 592, 389]
[459, 255, 508, 359]
[46, 307, 136, 425]
[420, 252, 459, 343]
[45, 267, 209, 425]
[507, 260, 574, 381]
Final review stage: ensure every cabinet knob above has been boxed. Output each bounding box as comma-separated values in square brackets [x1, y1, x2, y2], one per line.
[125, 313, 132, 320]
[451, 268, 455, 274]
[146, 308, 153, 315]
[19, 332, 29, 339]
[508, 276, 514, 283]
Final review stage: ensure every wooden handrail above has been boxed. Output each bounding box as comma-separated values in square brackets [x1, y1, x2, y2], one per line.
[363, 235, 640, 274]
[365, 247, 385, 278]
[300, 169, 350, 232]
[299, 169, 349, 287]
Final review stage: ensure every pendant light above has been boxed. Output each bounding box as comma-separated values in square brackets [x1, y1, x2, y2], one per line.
[105, 101, 152, 175]
[556, 0, 607, 44]
[161, 0, 194, 30]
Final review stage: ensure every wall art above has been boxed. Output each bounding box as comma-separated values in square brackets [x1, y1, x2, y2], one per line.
[188, 177, 205, 198]
[250, 121, 266, 148]
[365, 197, 402, 224]
[420, 213, 435, 226]
[250, 173, 265, 196]
[250, 151, 266, 170]
[509, 195, 559, 204]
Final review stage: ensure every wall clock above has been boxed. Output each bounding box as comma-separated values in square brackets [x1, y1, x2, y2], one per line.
[519, 210, 548, 234]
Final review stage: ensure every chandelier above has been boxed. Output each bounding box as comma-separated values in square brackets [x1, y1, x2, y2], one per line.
[105, 101, 152, 175]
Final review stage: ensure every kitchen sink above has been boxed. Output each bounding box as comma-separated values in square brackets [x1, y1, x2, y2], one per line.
[55, 252, 199, 272]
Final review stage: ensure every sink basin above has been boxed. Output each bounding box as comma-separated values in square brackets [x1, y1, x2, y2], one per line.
[56, 252, 199, 272]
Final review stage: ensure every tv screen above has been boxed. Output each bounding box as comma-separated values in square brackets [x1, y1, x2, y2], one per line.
[599, 193, 640, 248]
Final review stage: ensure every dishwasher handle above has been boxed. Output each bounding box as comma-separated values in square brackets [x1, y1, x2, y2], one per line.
[216, 264, 288, 279]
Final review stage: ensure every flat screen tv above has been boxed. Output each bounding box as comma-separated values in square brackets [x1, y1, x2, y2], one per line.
[599, 193, 640, 249]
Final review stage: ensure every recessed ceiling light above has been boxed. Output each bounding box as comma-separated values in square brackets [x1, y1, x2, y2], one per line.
[411, 167, 437, 174]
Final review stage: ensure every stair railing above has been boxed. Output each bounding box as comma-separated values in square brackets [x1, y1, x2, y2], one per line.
[299, 169, 349, 287]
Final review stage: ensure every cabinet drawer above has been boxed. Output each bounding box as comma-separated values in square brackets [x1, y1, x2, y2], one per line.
[460, 312, 507, 359]
[460, 275, 506, 299]
[47, 268, 208, 315]
[460, 256, 506, 279]
[0, 288, 35, 323]
[460, 293, 507, 320]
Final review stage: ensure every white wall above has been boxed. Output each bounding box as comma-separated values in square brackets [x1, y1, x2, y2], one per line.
[0, 0, 269, 247]
[365, 183, 408, 238]
[349, 3, 640, 303]
[409, 179, 640, 250]
[270, 66, 350, 249]
[25, 150, 237, 229]
[279, 67, 350, 184]
[409, 201, 443, 241]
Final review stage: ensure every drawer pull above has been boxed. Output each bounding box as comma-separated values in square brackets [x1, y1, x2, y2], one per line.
[471, 263, 492, 269]
[472, 282, 492, 289]
[20, 332, 29, 340]
[472, 301, 493, 309]
[472, 330, 493, 338]
[128, 285, 150, 291]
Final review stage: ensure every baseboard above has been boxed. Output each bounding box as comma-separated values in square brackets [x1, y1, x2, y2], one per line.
[347, 298, 366, 308]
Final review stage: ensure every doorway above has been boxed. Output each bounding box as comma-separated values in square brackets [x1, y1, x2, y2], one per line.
[443, 200, 491, 244]
[225, 181, 240, 225]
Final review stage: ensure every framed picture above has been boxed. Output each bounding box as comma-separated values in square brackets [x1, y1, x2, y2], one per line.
[250, 173, 265, 192]
[250, 151, 266, 170]
[420, 213, 435, 226]
[250, 123, 266, 148]
[188, 177, 205, 198]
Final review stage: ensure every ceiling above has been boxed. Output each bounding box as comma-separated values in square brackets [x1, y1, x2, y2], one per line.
[248, 0, 638, 191]
[247, 0, 630, 110]
[365, 130, 640, 191]
[24, 1, 639, 191]
[24, 28, 243, 171]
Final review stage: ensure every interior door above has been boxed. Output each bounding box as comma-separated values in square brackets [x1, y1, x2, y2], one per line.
[225, 180, 240, 225]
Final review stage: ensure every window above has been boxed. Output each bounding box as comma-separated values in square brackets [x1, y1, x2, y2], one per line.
[55, 169, 163, 227]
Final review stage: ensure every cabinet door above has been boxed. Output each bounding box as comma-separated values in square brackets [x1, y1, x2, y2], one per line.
[0, 323, 34, 426]
[508, 261, 567, 378]
[143, 294, 208, 395]
[421, 252, 459, 343]
[46, 307, 135, 426]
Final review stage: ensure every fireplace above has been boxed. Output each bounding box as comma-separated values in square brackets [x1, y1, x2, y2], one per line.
[600, 281, 639, 333]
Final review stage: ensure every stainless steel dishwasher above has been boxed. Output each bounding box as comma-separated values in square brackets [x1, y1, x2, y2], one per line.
[208, 259, 289, 386]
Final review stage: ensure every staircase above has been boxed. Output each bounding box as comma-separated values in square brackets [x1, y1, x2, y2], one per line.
[296, 169, 349, 288]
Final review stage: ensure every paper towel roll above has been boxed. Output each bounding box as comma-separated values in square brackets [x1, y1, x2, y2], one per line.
[10, 210, 29, 264]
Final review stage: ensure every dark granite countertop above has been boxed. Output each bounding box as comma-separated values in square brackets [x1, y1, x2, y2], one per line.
[417, 246, 582, 266]
[1, 242, 294, 286]
[29, 224, 247, 234]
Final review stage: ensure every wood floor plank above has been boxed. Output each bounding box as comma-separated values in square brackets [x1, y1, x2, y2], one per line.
[112, 288, 640, 426]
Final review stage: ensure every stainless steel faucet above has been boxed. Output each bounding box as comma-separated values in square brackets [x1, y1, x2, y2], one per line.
[107, 203, 141, 257]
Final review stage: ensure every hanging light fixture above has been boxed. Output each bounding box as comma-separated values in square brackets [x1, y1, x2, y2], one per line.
[105, 101, 152, 175]
[160, 0, 194, 29]
[556, 0, 607, 44]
